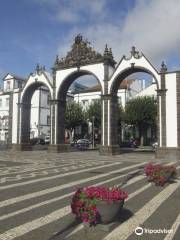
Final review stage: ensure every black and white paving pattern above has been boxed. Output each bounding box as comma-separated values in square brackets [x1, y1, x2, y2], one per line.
[0, 151, 179, 240]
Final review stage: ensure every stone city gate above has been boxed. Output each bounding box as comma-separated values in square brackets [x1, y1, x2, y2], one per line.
[10, 35, 180, 159]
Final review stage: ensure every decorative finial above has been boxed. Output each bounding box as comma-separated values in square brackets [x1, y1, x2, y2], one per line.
[131, 46, 136, 57]
[55, 55, 59, 64]
[161, 61, 167, 72]
[104, 44, 109, 55]
[36, 63, 40, 73]
[75, 34, 83, 44]
[109, 48, 113, 57]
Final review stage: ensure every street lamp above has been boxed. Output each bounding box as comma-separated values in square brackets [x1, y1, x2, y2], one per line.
[92, 116, 95, 149]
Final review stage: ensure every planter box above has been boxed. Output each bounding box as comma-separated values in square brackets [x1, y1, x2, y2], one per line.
[97, 200, 124, 224]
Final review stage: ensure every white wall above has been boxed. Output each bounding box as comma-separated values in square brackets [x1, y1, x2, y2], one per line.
[30, 89, 50, 138]
[3, 74, 14, 92]
[12, 91, 19, 144]
[135, 84, 157, 97]
[109, 55, 160, 94]
[74, 88, 128, 109]
[165, 73, 177, 147]
[56, 63, 104, 98]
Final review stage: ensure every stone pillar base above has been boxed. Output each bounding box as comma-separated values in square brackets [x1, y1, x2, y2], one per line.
[48, 144, 71, 153]
[11, 144, 32, 151]
[99, 145, 120, 155]
[155, 147, 180, 160]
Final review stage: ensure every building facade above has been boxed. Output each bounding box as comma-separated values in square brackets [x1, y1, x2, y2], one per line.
[74, 79, 146, 109]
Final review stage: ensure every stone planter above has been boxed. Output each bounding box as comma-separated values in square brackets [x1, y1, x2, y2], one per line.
[155, 172, 174, 186]
[96, 200, 124, 224]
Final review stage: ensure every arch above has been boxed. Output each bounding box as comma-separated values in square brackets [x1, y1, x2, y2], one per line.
[21, 73, 53, 103]
[57, 69, 103, 99]
[110, 66, 159, 95]
[19, 76, 53, 145]
[101, 52, 163, 154]
[55, 68, 103, 145]
[108, 52, 161, 94]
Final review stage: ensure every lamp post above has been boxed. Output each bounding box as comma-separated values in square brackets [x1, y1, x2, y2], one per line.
[92, 116, 95, 149]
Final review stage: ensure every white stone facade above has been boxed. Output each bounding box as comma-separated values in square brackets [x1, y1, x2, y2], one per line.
[74, 79, 146, 109]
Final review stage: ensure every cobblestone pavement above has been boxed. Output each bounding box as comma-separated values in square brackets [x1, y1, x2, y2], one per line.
[0, 150, 179, 240]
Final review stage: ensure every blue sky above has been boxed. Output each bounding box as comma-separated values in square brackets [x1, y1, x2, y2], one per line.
[0, 0, 180, 85]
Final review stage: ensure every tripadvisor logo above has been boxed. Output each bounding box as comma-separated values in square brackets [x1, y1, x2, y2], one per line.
[135, 226, 173, 235]
[135, 227, 143, 235]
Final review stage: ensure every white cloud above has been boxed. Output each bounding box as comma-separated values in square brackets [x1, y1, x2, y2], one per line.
[57, 0, 180, 70]
[119, 0, 180, 65]
[37, 0, 108, 23]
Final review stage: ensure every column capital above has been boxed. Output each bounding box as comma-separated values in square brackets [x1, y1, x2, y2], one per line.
[101, 94, 117, 101]
[101, 94, 112, 100]
[156, 89, 167, 96]
[50, 99, 66, 105]
[17, 102, 31, 108]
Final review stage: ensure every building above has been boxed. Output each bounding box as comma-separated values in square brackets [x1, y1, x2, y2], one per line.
[30, 86, 51, 139]
[0, 73, 52, 141]
[74, 79, 146, 109]
[0, 74, 26, 142]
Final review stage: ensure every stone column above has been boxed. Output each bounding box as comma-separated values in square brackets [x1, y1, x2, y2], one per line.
[156, 89, 167, 146]
[48, 99, 70, 152]
[99, 44, 118, 155]
[99, 94, 119, 155]
[12, 102, 32, 151]
[7, 93, 13, 146]
[156, 62, 167, 158]
[49, 99, 56, 145]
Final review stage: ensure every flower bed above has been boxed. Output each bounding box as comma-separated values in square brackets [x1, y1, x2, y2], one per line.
[144, 163, 177, 186]
[71, 186, 128, 225]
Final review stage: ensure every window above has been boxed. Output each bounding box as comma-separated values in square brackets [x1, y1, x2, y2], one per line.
[118, 96, 122, 104]
[0, 99, 2, 107]
[5, 117, 8, 126]
[47, 95, 51, 105]
[47, 116, 51, 125]
[6, 81, 11, 91]
[6, 98, 9, 107]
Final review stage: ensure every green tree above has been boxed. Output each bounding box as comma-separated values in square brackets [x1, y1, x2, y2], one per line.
[85, 100, 101, 128]
[124, 96, 157, 145]
[65, 101, 85, 139]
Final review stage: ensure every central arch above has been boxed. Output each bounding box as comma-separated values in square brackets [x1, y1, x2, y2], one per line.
[55, 69, 103, 148]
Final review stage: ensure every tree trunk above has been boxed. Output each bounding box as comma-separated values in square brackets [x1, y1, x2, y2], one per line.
[139, 125, 144, 146]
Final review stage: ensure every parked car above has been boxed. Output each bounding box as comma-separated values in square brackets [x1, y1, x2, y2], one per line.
[44, 135, 50, 144]
[30, 138, 45, 145]
[70, 140, 77, 147]
[120, 139, 138, 148]
[76, 139, 90, 149]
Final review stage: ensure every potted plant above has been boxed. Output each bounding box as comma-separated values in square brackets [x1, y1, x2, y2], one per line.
[71, 186, 128, 226]
[144, 163, 177, 186]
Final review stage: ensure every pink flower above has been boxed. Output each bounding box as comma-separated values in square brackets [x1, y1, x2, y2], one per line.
[71, 186, 128, 225]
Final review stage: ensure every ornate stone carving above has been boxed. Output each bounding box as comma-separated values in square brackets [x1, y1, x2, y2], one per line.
[31, 64, 45, 76]
[130, 46, 141, 58]
[160, 61, 167, 73]
[103, 44, 116, 67]
[53, 34, 107, 70]
[124, 46, 142, 60]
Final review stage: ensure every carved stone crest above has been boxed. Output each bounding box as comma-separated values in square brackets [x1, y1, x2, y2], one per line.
[53, 34, 107, 70]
